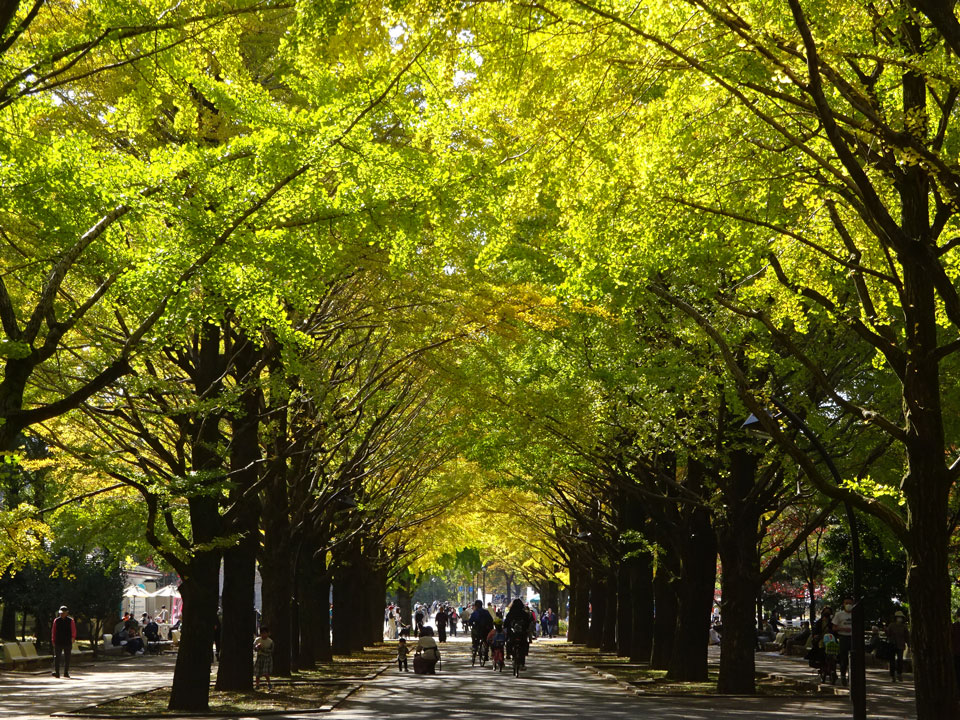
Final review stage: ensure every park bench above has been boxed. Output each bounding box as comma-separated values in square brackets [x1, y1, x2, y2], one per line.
[145, 639, 173, 655]
[0, 642, 31, 670]
[100, 634, 127, 656]
[18, 641, 54, 665]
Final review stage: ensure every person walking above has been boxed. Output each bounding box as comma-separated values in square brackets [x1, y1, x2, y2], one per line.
[254, 626, 274, 690]
[885, 611, 909, 682]
[386, 612, 398, 640]
[831, 597, 854, 685]
[435, 607, 448, 643]
[51, 605, 76, 678]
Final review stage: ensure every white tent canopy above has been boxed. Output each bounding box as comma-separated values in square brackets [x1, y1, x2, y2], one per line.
[122, 584, 150, 617]
[148, 584, 181, 599]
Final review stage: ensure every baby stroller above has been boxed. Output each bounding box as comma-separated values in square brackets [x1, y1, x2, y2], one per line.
[806, 632, 839, 684]
[819, 632, 840, 684]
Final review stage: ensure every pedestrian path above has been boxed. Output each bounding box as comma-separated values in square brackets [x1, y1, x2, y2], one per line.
[0, 640, 916, 720]
[0, 654, 176, 720]
[749, 647, 916, 717]
[331, 637, 915, 720]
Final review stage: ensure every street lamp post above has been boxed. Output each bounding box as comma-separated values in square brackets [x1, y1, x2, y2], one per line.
[743, 400, 865, 720]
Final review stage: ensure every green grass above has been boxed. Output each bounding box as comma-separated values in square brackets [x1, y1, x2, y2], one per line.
[601, 667, 832, 697]
[80, 684, 348, 715]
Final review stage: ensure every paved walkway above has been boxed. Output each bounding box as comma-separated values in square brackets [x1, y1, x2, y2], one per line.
[0, 654, 177, 720]
[0, 639, 917, 719]
[331, 637, 916, 720]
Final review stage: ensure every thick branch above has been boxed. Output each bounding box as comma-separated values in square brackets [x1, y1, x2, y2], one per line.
[648, 284, 909, 544]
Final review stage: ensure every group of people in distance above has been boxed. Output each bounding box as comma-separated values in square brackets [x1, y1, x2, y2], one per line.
[800, 599, 910, 683]
[390, 598, 541, 675]
[111, 605, 174, 655]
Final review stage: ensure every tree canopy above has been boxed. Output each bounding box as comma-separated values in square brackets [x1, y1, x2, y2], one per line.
[2, 1, 959, 717]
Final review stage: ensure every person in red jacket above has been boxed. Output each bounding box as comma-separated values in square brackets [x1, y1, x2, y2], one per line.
[51, 605, 76, 678]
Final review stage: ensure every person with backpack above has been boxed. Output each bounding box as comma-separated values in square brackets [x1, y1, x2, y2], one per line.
[487, 617, 507, 670]
[503, 599, 532, 670]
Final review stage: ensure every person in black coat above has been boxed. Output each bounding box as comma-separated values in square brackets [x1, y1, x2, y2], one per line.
[435, 607, 448, 643]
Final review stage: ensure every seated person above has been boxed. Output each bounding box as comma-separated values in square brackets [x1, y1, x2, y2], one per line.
[784, 621, 811, 653]
[113, 615, 128, 636]
[144, 617, 160, 642]
[124, 624, 145, 654]
[112, 626, 128, 646]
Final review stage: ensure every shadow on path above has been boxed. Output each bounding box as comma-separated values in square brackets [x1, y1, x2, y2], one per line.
[0, 654, 176, 720]
[330, 638, 916, 720]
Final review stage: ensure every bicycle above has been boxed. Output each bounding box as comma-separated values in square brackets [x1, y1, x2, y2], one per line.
[471, 633, 489, 667]
[507, 635, 527, 677]
[490, 637, 505, 671]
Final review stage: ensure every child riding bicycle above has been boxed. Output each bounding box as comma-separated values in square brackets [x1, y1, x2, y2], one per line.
[487, 618, 507, 670]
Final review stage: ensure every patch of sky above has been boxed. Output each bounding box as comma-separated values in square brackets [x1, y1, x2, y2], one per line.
[453, 70, 476, 87]
[390, 23, 408, 50]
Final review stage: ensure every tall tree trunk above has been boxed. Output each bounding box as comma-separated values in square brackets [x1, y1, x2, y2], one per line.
[668, 460, 718, 681]
[567, 555, 590, 644]
[296, 540, 319, 670]
[169, 323, 224, 712]
[365, 561, 387, 647]
[168, 514, 221, 710]
[331, 539, 363, 654]
[616, 561, 632, 657]
[601, 567, 618, 652]
[259, 362, 292, 677]
[716, 448, 761, 695]
[0, 603, 16, 641]
[587, 572, 606, 649]
[216, 351, 261, 691]
[315, 564, 332, 662]
[396, 570, 413, 627]
[898, 153, 958, 716]
[260, 491, 292, 676]
[630, 550, 654, 662]
[650, 562, 677, 670]
[216, 524, 257, 690]
[543, 578, 559, 618]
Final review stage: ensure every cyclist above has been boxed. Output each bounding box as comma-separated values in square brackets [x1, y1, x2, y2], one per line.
[468, 599, 494, 664]
[503, 598, 532, 671]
